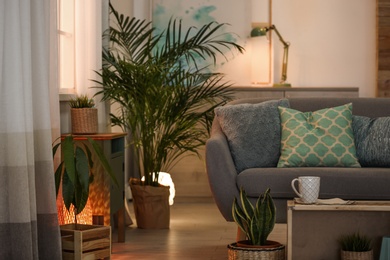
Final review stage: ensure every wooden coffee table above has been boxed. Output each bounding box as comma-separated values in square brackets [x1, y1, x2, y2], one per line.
[287, 200, 390, 260]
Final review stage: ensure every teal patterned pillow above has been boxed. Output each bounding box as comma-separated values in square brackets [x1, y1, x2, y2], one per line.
[277, 103, 361, 167]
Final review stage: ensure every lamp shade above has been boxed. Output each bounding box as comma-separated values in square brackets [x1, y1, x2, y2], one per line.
[251, 27, 267, 37]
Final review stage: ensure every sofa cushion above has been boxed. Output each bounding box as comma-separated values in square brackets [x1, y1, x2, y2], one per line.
[277, 103, 361, 167]
[353, 115, 390, 167]
[215, 99, 289, 172]
[237, 167, 390, 199]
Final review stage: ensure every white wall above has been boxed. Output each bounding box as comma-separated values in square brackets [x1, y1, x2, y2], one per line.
[131, 1, 376, 96]
[271, 0, 376, 97]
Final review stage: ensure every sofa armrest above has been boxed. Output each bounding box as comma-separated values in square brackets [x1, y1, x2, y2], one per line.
[205, 131, 239, 222]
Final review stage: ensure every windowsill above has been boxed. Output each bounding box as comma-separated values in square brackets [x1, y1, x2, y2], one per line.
[59, 93, 76, 102]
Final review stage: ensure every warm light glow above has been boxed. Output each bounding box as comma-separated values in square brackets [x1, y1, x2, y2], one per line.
[57, 198, 93, 225]
[142, 172, 176, 205]
[250, 36, 272, 85]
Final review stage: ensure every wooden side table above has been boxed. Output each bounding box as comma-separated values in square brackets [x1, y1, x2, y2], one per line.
[61, 133, 127, 242]
[287, 200, 390, 259]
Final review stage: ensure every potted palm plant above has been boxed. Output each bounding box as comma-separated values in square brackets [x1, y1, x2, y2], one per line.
[94, 5, 244, 228]
[228, 188, 285, 260]
[69, 94, 98, 134]
[339, 232, 373, 260]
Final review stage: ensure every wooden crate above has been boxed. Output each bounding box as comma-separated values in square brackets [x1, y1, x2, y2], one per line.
[287, 201, 390, 260]
[60, 224, 111, 260]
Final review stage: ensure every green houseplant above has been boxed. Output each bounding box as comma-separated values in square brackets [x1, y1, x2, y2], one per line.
[53, 135, 118, 224]
[53, 135, 117, 258]
[339, 232, 373, 260]
[69, 94, 95, 108]
[69, 94, 98, 134]
[94, 5, 244, 228]
[228, 188, 285, 260]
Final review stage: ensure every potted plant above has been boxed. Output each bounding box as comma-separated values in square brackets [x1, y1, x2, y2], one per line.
[339, 232, 373, 260]
[228, 188, 285, 260]
[94, 5, 244, 228]
[69, 94, 98, 134]
[53, 135, 118, 258]
[53, 135, 118, 222]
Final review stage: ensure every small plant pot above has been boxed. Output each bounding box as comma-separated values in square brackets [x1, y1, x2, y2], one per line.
[341, 250, 374, 260]
[71, 108, 98, 134]
[228, 240, 285, 260]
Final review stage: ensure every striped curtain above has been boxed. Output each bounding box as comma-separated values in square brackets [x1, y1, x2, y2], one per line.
[0, 0, 62, 259]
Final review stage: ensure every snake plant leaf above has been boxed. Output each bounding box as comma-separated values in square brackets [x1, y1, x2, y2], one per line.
[63, 135, 76, 185]
[239, 188, 254, 219]
[256, 188, 275, 245]
[250, 216, 260, 245]
[88, 137, 118, 187]
[232, 197, 248, 235]
[232, 187, 276, 246]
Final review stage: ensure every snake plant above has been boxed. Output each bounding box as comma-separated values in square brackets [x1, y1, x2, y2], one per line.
[232, 188, 276, 245]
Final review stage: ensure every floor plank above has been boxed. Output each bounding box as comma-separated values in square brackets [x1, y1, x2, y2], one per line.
[112, 197, 287, 259]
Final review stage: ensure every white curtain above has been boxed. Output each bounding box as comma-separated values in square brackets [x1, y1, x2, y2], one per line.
[75, 0, 110, 133]
[0, 0, 62, 259]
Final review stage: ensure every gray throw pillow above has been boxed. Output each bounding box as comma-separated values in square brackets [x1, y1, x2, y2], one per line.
[352, 115, 390, 167]
[215, 99, 290, 172]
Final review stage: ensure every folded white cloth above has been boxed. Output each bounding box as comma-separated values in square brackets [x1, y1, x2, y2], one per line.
[294, 198, 354, 205]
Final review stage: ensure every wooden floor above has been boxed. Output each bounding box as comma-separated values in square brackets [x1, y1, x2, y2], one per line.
[111, 197, 287, 259]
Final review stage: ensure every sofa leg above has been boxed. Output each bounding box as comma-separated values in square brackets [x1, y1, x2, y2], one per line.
[236, 226, 246, 242]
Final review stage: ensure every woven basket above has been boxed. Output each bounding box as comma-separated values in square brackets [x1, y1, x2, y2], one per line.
[341, 250, 374, 260]
[228, 241, 285, 260]
[71, 108, 98, 134]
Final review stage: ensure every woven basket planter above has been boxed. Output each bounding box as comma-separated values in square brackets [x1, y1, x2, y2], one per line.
[71, 108, 98, 134]
[228, 240, 286, 260]
[341, 250, 374, 260]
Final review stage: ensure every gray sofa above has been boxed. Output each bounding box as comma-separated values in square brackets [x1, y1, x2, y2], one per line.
[206, 97, 390, 223]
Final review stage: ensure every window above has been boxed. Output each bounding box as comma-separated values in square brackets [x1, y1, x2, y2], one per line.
[57, 0, 75, 93]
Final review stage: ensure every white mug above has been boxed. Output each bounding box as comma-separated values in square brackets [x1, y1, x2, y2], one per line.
[291, 176, 320, 204]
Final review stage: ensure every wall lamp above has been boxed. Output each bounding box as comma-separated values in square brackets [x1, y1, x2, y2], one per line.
[251, 25, 291, 87]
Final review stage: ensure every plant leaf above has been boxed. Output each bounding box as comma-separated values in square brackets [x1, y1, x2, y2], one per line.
[63, 136, 76, 185]
[54, 161, 64, 197]
[62, 168, 74, 212]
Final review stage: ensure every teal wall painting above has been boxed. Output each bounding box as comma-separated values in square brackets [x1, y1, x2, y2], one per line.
[152, 0, 253, 86]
